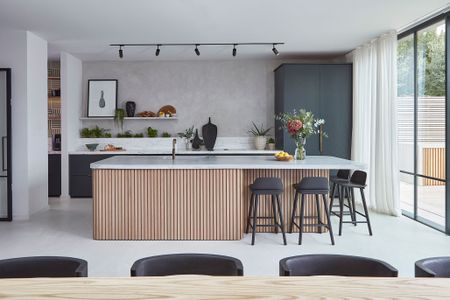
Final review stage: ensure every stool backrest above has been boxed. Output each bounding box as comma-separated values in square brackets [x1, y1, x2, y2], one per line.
[415, 257, 450, 277]
[336, 170, 350, 179]
[131, 253, 244, 276]
[280, 254, 398, 277]
[350, 170, 367, 186]
[0, 256, 88, 278]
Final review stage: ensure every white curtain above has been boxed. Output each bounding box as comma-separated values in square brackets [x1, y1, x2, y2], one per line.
[351, 31, 400, 216]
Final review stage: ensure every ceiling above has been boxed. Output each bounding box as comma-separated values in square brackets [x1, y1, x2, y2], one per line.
[0, 0, 448, 61]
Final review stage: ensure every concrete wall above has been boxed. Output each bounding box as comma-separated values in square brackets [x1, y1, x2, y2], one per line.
[82, 60, 288, 137]
[0, 30, 48, 219]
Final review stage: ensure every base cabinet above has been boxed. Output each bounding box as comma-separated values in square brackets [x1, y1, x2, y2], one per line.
[48, 154, 61, 197]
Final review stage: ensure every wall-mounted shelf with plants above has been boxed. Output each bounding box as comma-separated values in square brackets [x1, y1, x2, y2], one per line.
[79, 117, 178, 120]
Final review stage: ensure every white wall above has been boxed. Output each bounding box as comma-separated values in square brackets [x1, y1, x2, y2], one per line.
[0, 30, 48, 219]
[82, 60, 289, 137]
[61, 53, 82, 198]
[26, 32, 49, 214]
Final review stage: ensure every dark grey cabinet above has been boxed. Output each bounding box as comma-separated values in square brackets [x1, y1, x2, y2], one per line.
[48, 154, 61, 197]
[274, 64, 352, 159]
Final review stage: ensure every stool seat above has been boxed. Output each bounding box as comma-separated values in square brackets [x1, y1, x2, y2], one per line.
[294, 177, 329, 193]
[250, 177, 283, 191]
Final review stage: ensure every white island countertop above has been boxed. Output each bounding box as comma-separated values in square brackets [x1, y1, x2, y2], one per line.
[91, 155, 365, 170]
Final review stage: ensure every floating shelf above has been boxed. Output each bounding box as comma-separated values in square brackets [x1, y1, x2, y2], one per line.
[80, 117, 178, 120]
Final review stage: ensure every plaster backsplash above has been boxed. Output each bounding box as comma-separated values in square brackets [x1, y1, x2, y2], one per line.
[82, 60, 279, 137]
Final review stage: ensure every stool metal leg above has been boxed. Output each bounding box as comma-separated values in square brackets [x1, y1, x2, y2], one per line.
[315, 194, 323, 233]
[275, 195, 287, 245]
[298, 194, 305, 245]
[350, 187, 357, 226]
[360, 188, 373, 236]
[251, 195, 259, 245]
[338, 185, 344, 236]
[289, 191, 299, 233]
[245, 193, 254, 234]
[271, 195, 279, 234]
[322, 194, 335, 245]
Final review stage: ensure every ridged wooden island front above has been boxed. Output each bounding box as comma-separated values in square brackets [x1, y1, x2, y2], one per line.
[91, 156, 364, 240]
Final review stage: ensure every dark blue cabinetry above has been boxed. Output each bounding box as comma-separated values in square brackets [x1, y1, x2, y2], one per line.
[274, 64, 352, 158]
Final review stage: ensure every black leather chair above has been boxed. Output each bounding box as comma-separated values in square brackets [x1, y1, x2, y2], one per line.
[279, 254, 398, 277]
[131, 254, 244, 276]
[0, 256, 88, 278]
[415, 257, 450, 277]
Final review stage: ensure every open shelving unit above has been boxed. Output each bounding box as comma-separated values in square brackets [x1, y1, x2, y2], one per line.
[80, 117, 178, 121]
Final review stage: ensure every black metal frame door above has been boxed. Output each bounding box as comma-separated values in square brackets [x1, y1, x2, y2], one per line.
[0, 68, 12, 221]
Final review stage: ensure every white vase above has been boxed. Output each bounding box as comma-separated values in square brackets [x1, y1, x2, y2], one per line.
[254, 136, 267, 150]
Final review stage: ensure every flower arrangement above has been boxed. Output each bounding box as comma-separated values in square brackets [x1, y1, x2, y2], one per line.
[276, 109, 325, 160]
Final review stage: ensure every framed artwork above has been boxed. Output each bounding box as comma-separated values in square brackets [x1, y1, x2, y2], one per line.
[87, 79, 118, 117]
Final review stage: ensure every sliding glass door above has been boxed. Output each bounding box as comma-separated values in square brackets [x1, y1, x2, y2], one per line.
[397, 17, 447, 231]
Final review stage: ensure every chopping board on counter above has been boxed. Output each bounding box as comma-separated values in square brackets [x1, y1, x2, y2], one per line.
[202, 117, 217, 151]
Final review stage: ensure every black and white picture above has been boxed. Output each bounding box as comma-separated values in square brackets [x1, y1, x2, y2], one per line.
[87, 79, 118, 117]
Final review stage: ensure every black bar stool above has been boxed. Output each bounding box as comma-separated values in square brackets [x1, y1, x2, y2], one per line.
[337, 170, 372, 236]
[289, 177, 334, 245]
[329, 169, 356, 225]
[245, 177, 287, 246]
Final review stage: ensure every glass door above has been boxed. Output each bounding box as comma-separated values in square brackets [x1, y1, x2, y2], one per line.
[0, 68, 11, 221]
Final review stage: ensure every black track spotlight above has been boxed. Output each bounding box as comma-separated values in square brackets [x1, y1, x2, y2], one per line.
[118, 45, 123, 59]
[155, 44, 160, 56]
[232, 44, 237, 57]
[195, 44, 200, 56]
[272, 44, 279, 56]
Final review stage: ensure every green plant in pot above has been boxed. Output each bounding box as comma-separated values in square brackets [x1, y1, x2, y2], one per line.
[114, 108, 125, 133]
[147, 127, 158, 138]
[161, 132, 171, 137]
[178, 126, 195, 150]
[267, 137, 276, 150]
[249, 122, 271, 150]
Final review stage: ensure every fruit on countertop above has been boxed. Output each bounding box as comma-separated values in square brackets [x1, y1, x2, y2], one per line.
[274, 151, 293, 161]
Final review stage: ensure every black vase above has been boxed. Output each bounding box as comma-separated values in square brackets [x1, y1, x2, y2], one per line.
[192, 129, 203, 150]
[125, 101, 136, 117]
[202, 117, 217, 151]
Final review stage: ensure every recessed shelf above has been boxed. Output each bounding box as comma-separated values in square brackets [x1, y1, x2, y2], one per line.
[80, 117, 178, 120]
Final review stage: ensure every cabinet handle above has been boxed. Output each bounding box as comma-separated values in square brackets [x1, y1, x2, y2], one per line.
[1, 136, 6, 171]
[319, 125, 324, 155]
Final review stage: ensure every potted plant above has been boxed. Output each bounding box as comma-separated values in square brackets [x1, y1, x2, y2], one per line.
[178, 126, 195, 150]
[249, 122, 271, 150]
[147, 127, 158, 138]
[267, 137, 276, 150]
[276, 109, 325, 160]
[114, 108, 125, 133]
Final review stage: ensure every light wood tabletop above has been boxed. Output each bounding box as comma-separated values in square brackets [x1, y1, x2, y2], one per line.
[0, 275, 449, 299]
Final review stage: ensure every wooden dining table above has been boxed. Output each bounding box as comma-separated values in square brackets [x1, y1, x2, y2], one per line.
[0, 275, 449, 299]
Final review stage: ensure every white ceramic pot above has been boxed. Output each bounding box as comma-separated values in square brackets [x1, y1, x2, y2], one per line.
[254, 136, 267, 150]
[267, 143, 275, 150]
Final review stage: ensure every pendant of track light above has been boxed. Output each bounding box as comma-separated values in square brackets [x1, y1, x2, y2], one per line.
[118, 45, 123, 59]
[232, 44, 237, 57]
[272, 44, 279, 56]
[194, 45, 200, 56]
[155, 44, 160, 56]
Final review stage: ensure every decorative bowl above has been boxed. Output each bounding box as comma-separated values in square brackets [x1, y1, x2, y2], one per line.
[85, 143, 99, 151]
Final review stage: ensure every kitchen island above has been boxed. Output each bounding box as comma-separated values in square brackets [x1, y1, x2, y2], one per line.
[91, 156, 364, 240]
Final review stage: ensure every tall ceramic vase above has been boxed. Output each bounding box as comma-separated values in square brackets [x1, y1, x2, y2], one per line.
[125, 101, 136, 117]
[294, 138, 306, 160]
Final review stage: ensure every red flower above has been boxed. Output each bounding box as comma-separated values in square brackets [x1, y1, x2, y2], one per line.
[287, 119, 303, 135]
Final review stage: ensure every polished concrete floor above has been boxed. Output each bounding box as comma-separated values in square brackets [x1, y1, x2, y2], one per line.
[0, 197, 449, 277]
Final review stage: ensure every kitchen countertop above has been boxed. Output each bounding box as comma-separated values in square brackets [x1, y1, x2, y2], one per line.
[70, 149, 278, 155]
[91, 155, 365, 170]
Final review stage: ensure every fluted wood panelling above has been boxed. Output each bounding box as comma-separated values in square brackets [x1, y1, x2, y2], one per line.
[243, 169, 329, 233]
[93, 168, 329, 240]
[422, 147, 445, 186]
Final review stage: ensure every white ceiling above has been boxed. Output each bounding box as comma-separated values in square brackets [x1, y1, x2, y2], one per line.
[0, 0, 448, 61]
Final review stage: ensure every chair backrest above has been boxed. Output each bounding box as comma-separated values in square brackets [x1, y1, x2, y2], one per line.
[280, 254, 398, 277]
[350, 170, 367, 186]
[336, 169, 350, 180]
[415, 257, 450, 277]
[0, 256, 88, 278]
[131, 253, 243, 276]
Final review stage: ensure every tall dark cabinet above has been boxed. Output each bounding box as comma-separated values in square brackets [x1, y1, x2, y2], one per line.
[274, 64, 353, 159]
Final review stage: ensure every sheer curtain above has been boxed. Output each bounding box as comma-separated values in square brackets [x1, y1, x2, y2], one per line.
[351, 31, 400, 216]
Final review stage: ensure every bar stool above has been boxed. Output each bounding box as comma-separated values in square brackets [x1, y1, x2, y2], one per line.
[245, 177, 287, 246]
[337, 170, 372, 236]
[289, 177, 334, 245]
[329, 169, 356, 226]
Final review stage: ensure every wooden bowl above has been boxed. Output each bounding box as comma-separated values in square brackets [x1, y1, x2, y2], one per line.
[158, 105, 176, 116]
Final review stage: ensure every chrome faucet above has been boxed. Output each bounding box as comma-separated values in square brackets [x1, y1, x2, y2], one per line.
[172, 138, 177, 160]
